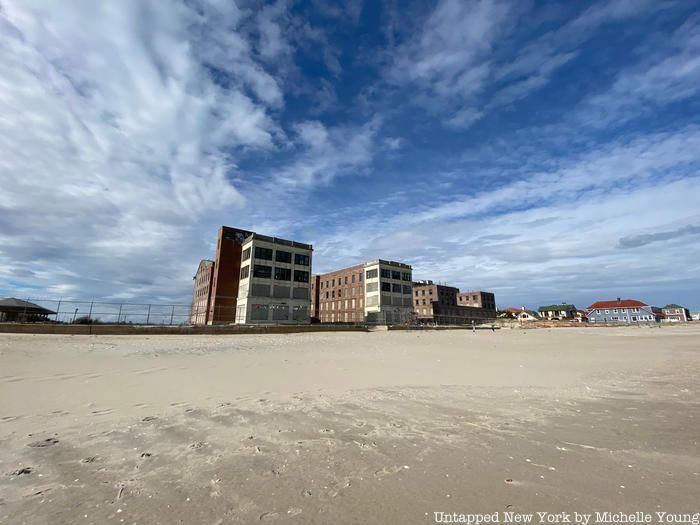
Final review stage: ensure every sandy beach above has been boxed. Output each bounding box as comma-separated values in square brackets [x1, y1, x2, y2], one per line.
[1, 326, 699, 524]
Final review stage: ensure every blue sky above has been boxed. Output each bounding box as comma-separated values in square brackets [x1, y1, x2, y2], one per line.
[1, 0, 699, 311]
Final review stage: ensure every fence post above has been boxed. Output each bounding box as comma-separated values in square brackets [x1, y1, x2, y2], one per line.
[88, 300, 94, 321]
[24, 297, 29, 322]
[146, 304, 151, 324]
[117, 303, 123, 324]
[55, 298, 62, 322]
[169, 305, 175, 325]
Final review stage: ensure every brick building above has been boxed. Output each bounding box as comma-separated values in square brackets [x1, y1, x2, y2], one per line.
[312, 260, 413, 324]
[414, 281, 497, 325]
[457, 291, 496, 310]
[190, 259, 214, 324]
[190, 226, 311, 325]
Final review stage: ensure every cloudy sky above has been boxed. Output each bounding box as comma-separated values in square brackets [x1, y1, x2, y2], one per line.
[1, 0, 699, 310]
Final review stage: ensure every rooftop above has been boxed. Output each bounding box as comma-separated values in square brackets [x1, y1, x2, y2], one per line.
[243, 232, 313, 251]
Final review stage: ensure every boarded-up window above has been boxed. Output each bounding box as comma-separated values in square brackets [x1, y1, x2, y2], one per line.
[293, 287, 309, 300]
[273, 285, 290, 298]
[251, 304, 269, 321]
[251, 283, 271, 297]
[272, 305, 289, 321]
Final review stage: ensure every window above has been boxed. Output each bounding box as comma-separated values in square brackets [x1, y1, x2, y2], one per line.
[621, 309, 626, 313]
[242, 247, 251, 261]
[240, 265, 250, 279]
[391, 270, 401, 280]
[325, 291, 329, 299]
[332, 290, 335, 298]
[613, 309, 618, 314]
[338, 290, 342, 297]
[392, 283, 402, 293]
[415, 290, 419, 297]
[275, 250, 292, 263]
[332, 279, 335, 286]
[352, 274, 355, 283]
[422, 299, 426, 305]
[294, 270, 309, 283]
[366, 282, 378, 293]
[294, 253, 310, 266]
[429, 290, 433, 295]
[605, 310, 610, 314]
[359, 273, 362, 281]
[254, 246, 273, 260]
[381, 282, 391, 292]
[253, 264, 272, 278]
[274, 267, 291, 281]
[366, 269, 378, 279]
[345, 276, 348, 284]
[380, 268, 391, 279]
[402, 272, 411, 281]
[403, 285, 412, 295]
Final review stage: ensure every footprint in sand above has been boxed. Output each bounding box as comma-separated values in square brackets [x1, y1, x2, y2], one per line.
[141, 416, 159, 422]
[28, 438, 59, 448]
[9, 467, 33, 476]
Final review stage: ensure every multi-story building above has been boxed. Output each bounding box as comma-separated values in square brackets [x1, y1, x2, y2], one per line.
[661, 304, 691, 322]
[538, 303, 577, 320]
[208, 226, 254, 323]
[314, 260, 414, 324]
[414, 281, 497, 325]
[191, 259, 214, 324]
[587, 298, 661, 323]
[235, 233, 313, 324]
[457, 291, 496, 310]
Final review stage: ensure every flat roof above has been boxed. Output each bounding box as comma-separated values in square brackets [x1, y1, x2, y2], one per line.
[365, 259, 412, 270]
[243, 233, 313, 251]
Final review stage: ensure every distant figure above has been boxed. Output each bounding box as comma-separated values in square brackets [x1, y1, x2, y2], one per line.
[491, 323, 496, 332]
[471, 320, 475, 333]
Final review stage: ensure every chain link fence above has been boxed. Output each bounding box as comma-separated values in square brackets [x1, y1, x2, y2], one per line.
[7, 298, 211, 325]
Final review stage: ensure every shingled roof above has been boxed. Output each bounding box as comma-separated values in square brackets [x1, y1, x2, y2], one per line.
[587, 299, 648, 310]
[0, 298, 56, 315]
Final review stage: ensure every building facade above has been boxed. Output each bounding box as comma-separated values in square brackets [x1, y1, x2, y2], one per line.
[661, 304, 691, 322]
[207, 226, 254, 324]
[414, 281, 496, 325]
[314, 260, 413, 324]
[538, 303, 577, 320]
[586, 299, 661, 323]
[457, 291, 496, 310]
[235, 233, 313, 324]
[190, 260, 214, 324]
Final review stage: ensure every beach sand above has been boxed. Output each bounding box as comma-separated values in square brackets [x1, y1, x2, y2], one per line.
[1, 326, 699, 524]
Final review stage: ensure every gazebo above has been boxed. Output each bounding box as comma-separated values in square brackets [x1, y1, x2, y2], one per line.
[0, 298, 56, 322]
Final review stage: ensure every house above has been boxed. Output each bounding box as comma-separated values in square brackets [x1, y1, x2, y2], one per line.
[691, 312, 700, 321]
[501, 307, 539, 322]
[575, 310, 589, 323]
[538, 303, 577, 320]
[586, 298, 661, 323]
[661, 304, 691, 322]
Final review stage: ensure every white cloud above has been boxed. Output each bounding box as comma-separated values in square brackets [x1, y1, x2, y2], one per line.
[306, 126, 700, 307]
[0, 0, 285, 300]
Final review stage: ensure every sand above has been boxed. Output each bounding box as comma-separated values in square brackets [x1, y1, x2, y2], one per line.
[1, 326, 699, 524]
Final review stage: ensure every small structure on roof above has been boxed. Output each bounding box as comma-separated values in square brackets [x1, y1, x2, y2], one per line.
[0, 298, 56, 323]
